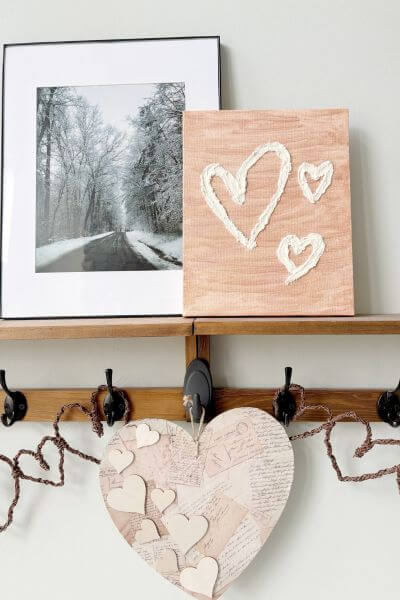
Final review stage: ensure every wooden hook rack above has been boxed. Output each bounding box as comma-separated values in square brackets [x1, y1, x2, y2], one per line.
[1, 314, 399, 422]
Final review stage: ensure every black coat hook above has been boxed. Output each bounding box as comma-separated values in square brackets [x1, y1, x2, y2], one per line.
[103, 369, 126, 426]
[184, 359, 214, 423]
[0, 370, 28, 427]
[273, 366, 297, 426]
[377, 379, 400, 427]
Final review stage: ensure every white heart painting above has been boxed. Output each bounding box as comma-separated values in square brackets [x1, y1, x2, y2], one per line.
[298, 160, 333, 204]
[277, 233, 326, 284]
[200, 142, 291, 250]
[100, 408, 294, 598]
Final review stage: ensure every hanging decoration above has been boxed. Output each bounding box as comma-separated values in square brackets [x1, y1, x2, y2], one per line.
[0, 379, 400, 600]
[99, 408, 294, 599]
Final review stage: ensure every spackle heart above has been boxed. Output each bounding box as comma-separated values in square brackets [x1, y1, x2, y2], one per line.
[100, 408, 294, 598]
[298, 160, 333, 204]
[200, 143, 291, 250]
[277, 233, 325, 284]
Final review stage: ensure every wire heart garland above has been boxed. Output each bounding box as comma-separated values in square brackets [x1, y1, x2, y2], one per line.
[1, 383, 400, 534]
[285, 384, 400, 490]
[0, 385, 129, 533]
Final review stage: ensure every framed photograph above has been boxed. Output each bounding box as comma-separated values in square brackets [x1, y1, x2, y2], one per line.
[1, 36, 220, 317]
[184, 109, 354, 316]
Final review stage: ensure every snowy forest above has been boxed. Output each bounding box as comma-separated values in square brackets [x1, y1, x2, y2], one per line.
[36, 82, 184, 272]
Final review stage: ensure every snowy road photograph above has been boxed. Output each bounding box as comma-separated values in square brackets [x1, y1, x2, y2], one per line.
[35, 81, 184, 272]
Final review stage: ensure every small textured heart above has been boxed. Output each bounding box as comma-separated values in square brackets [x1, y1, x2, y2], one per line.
[136, 423, 160, 448]
[108, 448, 134, 474]
[298, 160, 333, 204]
[135, 519, 160, 544]
[277, 233, 325, 284]
[106, 474, 146, 514]
[180, 557, 219, 599]
[151, 488, 175, 513]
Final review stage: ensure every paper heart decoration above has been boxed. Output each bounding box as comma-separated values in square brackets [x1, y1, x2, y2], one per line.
[151, 488, 176, 513]
[298, 160, 333, 204]
[106, 474, 146, 514]
[180, 557, 219, 598]
[136, 423, 160, 448]
[200, 142, 291, 250]
[108, 448, 134, 474]
[164, 513, 209, 555]
[155, 549, 179, 573]
[135, 518, 160, 543]
[100, 408, 294, 598]
[277, 233, 325, 284]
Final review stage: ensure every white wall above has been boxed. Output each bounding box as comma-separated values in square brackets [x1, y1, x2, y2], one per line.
[1, 1, 400, 598]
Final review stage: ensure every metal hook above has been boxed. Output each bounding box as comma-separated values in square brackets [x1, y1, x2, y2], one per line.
[184, 359, 213, 423]
[377, 379, 400, 427]
[103, 369, 126, 427]
[273, 366, 297, 426]
[0, 370, 27, 427]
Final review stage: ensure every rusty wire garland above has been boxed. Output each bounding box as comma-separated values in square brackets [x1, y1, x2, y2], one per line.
[283, 383, 400, 491]
[1, 383, 400, 534]
[0, 385, 129, 533]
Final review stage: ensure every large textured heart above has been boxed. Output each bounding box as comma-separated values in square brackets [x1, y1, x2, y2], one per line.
[277, 233, 325, 284]
[200, 143, 291, 250]
[100, 408, 294, 598]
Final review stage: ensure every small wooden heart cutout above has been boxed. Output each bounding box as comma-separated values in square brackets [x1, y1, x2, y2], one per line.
[108, 448, 134, 474]
[155, 549, 179, 573]
[136, 423, 160, 448]
[180, 557, 219, 598]
[100, 408, 294, 598]
[164, 513, 209, 555]
[135, 518, 160, 544]
[151, 488, 176, 513]
[106, 474, 146, 514]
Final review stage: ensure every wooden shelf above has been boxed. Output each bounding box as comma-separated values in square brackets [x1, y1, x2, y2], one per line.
[0, 317, 193, 340]
[1, 315, 400, 341]
[194, 315, 400, 335]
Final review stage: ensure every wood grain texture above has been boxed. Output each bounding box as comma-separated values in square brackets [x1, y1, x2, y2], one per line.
[214, 388, 381, 421]
[194, 315, 400, 335]
[3, 387, 383, 421]
[184, 109, 354, 316]
[0, 317, 193, 340]
[1, 388, 186, 421]
[185, 335, 210, 366]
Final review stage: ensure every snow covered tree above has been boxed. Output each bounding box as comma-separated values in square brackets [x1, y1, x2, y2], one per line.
[122, 82, 185, 234]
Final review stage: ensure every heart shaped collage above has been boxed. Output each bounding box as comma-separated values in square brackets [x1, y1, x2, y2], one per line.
[99, 408, 294, 599]
[200, 144, 334, 284]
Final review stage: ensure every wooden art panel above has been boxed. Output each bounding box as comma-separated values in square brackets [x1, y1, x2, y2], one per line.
[183, 110, 354, 316]
[99, 408, 294, 598]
